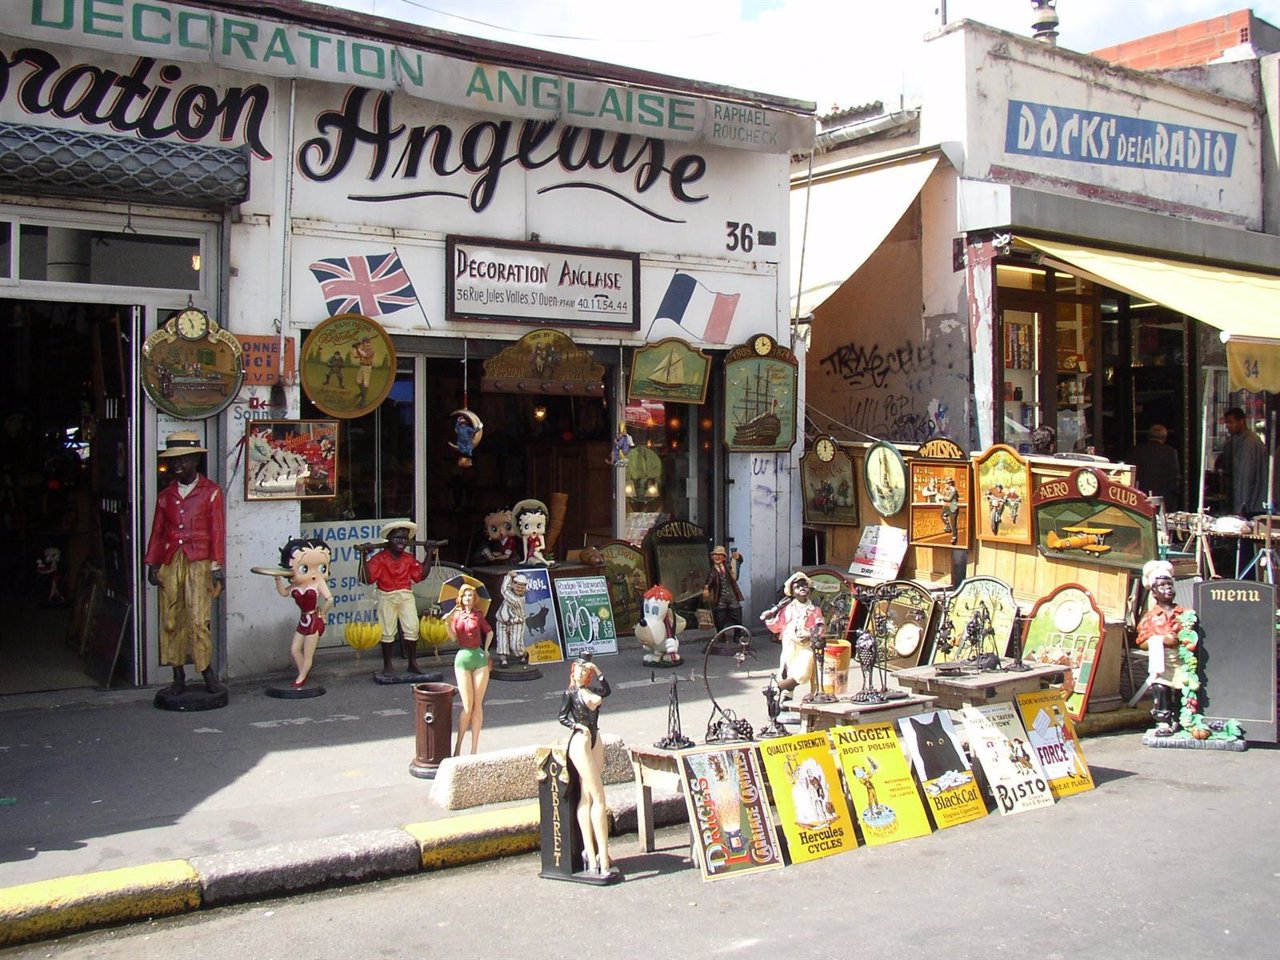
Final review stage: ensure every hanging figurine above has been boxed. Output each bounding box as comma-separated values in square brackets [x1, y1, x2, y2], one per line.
[269, 537, 333, 696]
[477, 509, 518, 565]
[513, 497, 551, 566]
[634, 585, 685, 667]
[607, 422, 635, 466]
[450, 409, 483, 468]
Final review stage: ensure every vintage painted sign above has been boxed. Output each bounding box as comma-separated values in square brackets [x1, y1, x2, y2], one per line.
[236, 335, 296, 386]
[1014, 690, 1095, 799]
[847, 525, 908, 582]
[447, 237, 639, 330]
[515, 566, 565, 665]
[758, 733, 858, 863]
[930, 576, 1018, 665]
[897, 712, 987, 829]
[973, 444, 1033, 546]
[723, 336, 798, 453]
[961, 703, 1054, 816]
[679, 746, 783, 881]
[831, 723, 933, 847]
[801, 439, 860, 527]
[551, 574, 618, 659]
[1021, 584, 1106, 721]
[908, 458, 971, 550]
[1033, 467, 1158, 571]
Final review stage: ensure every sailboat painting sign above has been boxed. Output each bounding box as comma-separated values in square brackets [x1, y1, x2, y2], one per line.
[629, 338, 712, 404]
[722, 336, 798, 452]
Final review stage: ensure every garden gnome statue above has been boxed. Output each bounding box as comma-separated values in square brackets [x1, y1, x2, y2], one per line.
[635, 584, 685, 667]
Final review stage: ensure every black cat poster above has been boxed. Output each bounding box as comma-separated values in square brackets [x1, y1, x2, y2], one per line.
[897, 711, 987, 828]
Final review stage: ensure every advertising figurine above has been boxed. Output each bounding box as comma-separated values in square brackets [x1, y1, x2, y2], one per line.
[145, 430, 228, 709]
[493, 570, 542, 681]
[477, 509, 518, 565]
[359, 519, 432, 683]
[448, 582, 493, 755]
[450, 409, 483, 468]
[634, 584, 685, 667]
[703, 544, 744, 632]
[1135, 559, 1195, 737]
[513, 497, 551, 565]
[761, 571, 825, 704]
[269, 537, 333, 697]
[557, 653, 621, 882]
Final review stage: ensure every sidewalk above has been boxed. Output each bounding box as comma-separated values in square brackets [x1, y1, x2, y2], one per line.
[0, 630, 1151, 947]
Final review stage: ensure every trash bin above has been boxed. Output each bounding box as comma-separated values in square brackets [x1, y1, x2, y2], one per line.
[410, 681, 456, 779]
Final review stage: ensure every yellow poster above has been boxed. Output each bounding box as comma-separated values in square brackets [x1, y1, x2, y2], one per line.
[831, 722, 933, 846]
[897, 712, 988, 829]
[1015, 690, 1095, 798]
[758, 732, 859, 863]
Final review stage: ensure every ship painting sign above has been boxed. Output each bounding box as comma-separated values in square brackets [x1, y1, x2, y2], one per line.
[629, 338, 711, 405]
[722, 334, 798, 452]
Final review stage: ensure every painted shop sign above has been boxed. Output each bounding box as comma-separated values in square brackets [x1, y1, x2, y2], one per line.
[4, 2, 814, 154]
[447, 237, 639, 329]
[1032, 467, 1157, 572]
[1005, 100, 1236, 177]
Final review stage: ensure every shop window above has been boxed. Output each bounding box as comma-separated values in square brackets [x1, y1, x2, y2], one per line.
[18, 225, 201, 290]
[621, 398, 713, 544]
[0, 221, 11, 279]
[1055, 299, 1097, 453]
[995, 263, 1046, 292]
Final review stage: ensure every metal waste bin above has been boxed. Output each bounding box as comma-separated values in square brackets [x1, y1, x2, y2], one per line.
[410, 681, 456, 779]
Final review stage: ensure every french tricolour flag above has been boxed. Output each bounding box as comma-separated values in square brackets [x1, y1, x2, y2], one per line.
[653, 272, 741, 344]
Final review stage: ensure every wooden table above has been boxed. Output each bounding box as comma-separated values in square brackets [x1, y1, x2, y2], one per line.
[893, 661, 1065, 710]
[794, 693, 939, 733]
[628, 744, 690, 854]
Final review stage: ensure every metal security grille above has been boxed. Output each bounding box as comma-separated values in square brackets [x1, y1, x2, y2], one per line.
[0, 122, 249, 209]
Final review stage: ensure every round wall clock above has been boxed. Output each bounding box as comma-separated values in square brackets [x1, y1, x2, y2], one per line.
[141, 309, 244, 420]
[863, 440, 908, 517]
[894, 621, 923, 658]
[1075, 468, 1100, 498]
[752, 334, 774, 356]
[814, 436, 837, 462]
[300, 313, 397, 419]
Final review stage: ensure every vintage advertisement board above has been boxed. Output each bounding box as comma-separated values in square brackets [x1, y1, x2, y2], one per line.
[1021, 584, 1106, 721]
[244, 420, 338, 501]
[801, 438, 860, 527]
[831, 723, 933, 847]
[679, 746, 783, 881]
[1032, 467, 1158, 571]
[517, 566, 566, 665]
[897, 712, 988, 829]
[758, 733, 858, 864]
[723, 335, 798, 453]
[551, 574, 619, 658]
[961, 703, 1055, 816]
[930, 576, 1018, 665]
[597, 541, 647, 636]
[1014, 690, 1095, 798]
[973, 444, 1033, 545]
[847, 525, 909, 582]
[908, 458, 971, 549]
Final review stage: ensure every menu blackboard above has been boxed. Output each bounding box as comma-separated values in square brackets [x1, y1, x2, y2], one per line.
[1194, 580, 1277, 742]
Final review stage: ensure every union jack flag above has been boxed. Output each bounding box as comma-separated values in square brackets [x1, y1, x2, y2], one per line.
[309, 251, 419, 318]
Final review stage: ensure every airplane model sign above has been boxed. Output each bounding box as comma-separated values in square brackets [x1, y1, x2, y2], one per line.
[1031, 467, 1158, 571]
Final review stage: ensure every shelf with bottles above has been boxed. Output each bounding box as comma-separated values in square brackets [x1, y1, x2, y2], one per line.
[1056, 373, 1091, 408]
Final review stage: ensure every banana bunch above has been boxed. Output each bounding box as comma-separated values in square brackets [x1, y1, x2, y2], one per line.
[343, 621, 381, 651]
[417, 613, 449, 651]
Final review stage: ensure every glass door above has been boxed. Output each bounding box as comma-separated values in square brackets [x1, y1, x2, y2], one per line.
[999, 308, 1042, 454]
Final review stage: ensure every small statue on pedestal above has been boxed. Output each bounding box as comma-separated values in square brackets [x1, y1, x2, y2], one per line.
[1135, 560, 1194, 737]
[513, 498, 551, 566]
[703, 545, 744, 633]
[268, 537, 333, 697]
[635, 585, 685, 667]
[358, 519, 432, 683]
[761, 571, 825, 704]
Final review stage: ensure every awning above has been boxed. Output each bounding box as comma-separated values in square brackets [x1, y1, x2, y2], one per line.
[1021, 237, 1280, 392]
[790, 154, 939, 317]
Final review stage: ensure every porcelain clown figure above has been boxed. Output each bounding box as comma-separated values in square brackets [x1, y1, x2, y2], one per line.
[634, 585, 685, 667]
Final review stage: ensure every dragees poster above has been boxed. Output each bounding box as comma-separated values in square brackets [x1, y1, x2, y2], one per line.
[961, 703, 1055, 816]
[831, 723, 933, 846]
[897, 711, 988, 828]
[758, 732, 858, 863]
[679, 746, 783, 882]
[1014, 690, 1095, 798]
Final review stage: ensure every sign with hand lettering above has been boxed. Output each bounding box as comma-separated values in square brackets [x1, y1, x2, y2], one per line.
[758, 732, 858, 864]
[831, 722, 933, 846]
[1032, 468, 1158, 571]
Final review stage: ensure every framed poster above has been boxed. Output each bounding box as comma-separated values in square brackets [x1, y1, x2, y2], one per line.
[645, 520, 710, 605]
[929, 576, 1018, 665]
[1032, 467, 1158, 571]
[868, 580, 936, 671]
[758, 732, 858, 863]
[244, 420, 339, 501]
[908, 458, 970, 549]
[300, 313, 397, 419]
[831, 723, 933, 846]
[679, 745, 783, 881]
[515, 566, 564, 665]
[960, 703, 1054, 816]
[1021, 584, 1106, 721]
[551, 573, 619, 658]
[897, 711, 987, 829]
[629, 338, 711, 404]
[1014, 690, 1095, 799]
[723, 335, 798, 452]
[141, 309, 244, 420]
[597, 541, 648, 635]
[863, 441, 907, 518]
[800, 437, 859, 526]
[973, 444, 1033, 545]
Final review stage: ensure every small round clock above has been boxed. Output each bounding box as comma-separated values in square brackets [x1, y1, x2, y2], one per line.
[175, 308, 210, 341]
[1075, 469, 1100, 498]
[752, 334, 774, 356]
[814, 437, 837, 462]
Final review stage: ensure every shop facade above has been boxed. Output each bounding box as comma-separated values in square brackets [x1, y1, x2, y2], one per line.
[0, 0, 816, 692]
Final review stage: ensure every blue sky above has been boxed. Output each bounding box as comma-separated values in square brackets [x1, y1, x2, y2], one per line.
[316, 1, 1280, 105]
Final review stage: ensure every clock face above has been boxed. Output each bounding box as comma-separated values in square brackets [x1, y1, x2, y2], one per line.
[1075, 469, 1099, 497]
[814, 438, 836, 462]
[752, 334, 773, 356]
[175, 308, 210, 341]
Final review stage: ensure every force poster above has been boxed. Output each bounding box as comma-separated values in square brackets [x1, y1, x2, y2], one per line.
[1014, 690, 1096, 798]
[758, 732, 858, 863]
[831, 723, 933, 847]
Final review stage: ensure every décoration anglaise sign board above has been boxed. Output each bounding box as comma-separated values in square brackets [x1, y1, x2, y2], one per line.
[3, 2, 815, 154]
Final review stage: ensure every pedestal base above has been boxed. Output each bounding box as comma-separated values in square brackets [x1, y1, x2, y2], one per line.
[153, 686, 229, 711]
[1141, 731, 1246, 751]
[409, 760, 442, 779]
[491, 660, 543, 681]
[643, 656, 683, 668]
[373, 671, 444, 685]
[541, 866, 624, 885]
[265, 683, 326, 699]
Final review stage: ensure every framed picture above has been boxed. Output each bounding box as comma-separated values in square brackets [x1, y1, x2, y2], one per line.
[863, 441, 907, 518]
[551, 572, 619, 658]
[629, 337, 711, 405]
[597, 541, 648, 635]
[800, 437, 859, 526]
[244, 420, 339, 501]
[908, 459, 970, 549]
[141, 311, 245, 420]
[645, 520, 710, 606]
[722, 335, 798, 453]
[1021, 584, 1106, 721]
[1032, 467, 1158, 571]
[974, 444, 1033, 545]
[929, 575, 1019, 665]
[300, 313, 397, 419]
[869, 580, 936, 670]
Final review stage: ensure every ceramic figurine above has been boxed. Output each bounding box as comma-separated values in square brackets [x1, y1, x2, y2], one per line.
[635, 585, 685, 667]
[36, 546, 66, 606]
[607, 423, 635, 466]
[703, 545, 744, 632]
[448, 582, 493, 755]
[513, 497, 551, 565]
[144, 431, 227, 701]
[761, 571, 825, 703]
[273, 537, 333, 689]
[450, 409, 484, 468]
[358, 519, 430, 681]
[478, 509, 518, 565]
[557, 653, 618, 879]
[1135, 559, 1195, 737]
[495, 570, 530, 665]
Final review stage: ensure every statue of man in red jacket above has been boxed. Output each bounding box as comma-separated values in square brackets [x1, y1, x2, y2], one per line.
[144, 431, 226, 697]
